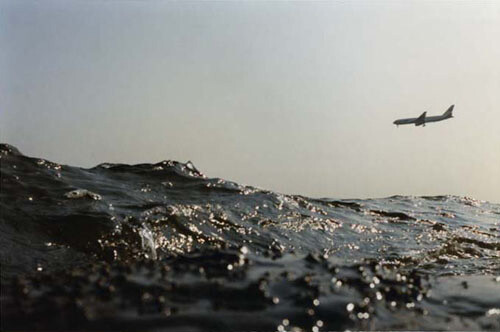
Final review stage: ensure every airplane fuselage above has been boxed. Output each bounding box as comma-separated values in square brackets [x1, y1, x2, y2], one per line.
[394, 114, 452, 126]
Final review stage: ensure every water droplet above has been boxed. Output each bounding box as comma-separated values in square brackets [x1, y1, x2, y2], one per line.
[142, 292, 152, 301]
[346, 303, 354, 312]
[139, 225, 157, 260]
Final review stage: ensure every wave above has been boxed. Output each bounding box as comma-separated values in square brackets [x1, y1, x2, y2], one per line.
[1, 143, 499, 331]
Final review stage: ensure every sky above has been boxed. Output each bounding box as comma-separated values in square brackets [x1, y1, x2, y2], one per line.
[1, 0, 499, 203]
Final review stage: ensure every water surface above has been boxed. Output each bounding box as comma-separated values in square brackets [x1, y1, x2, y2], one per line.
[1, 143, 499, 330]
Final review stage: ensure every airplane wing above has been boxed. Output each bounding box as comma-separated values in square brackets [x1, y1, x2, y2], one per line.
[415, 111, 427, 126]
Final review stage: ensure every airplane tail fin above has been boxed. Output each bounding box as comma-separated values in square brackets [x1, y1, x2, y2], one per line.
[443, 104, 454, 117]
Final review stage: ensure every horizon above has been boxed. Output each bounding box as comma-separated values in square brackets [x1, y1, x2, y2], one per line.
[1, 1, 499, 203]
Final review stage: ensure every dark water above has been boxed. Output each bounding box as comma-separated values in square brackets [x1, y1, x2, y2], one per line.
[1, 143, 499, 331]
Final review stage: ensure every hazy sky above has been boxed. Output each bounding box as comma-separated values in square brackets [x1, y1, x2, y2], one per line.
[1, 1, 499, 203]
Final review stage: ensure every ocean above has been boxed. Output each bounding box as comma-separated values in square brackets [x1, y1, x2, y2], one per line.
[1, 143, 499, 331]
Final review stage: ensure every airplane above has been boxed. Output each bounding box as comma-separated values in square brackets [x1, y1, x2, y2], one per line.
[393, 104, 454, 127]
